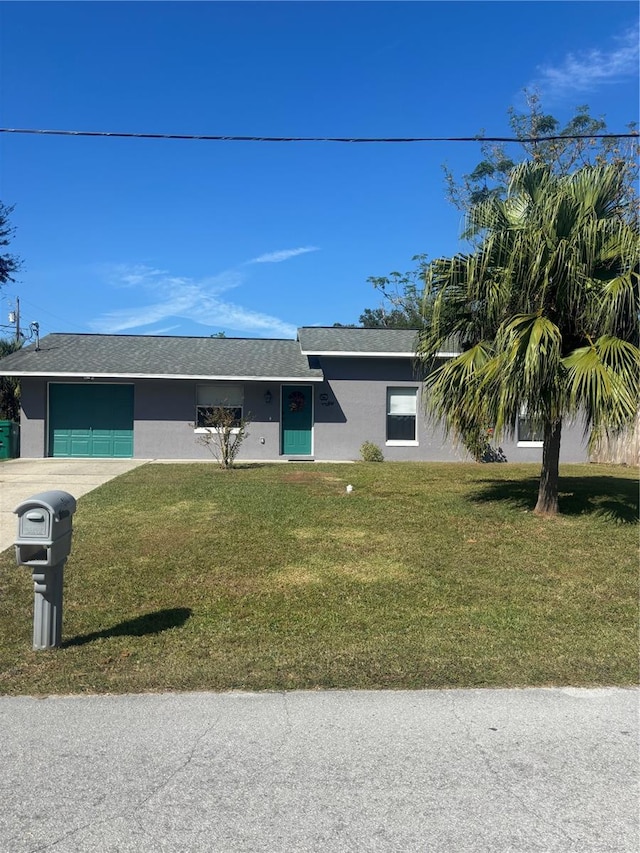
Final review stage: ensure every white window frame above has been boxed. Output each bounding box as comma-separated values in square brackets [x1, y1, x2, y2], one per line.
[385, 387, 419, 447]
[195, 384, 244, 434]
[517, 406, 543, 447]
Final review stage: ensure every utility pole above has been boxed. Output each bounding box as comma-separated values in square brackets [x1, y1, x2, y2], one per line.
[8, 297, 20, 342]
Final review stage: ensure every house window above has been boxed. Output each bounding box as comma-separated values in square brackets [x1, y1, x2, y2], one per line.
[386, 387, 418, 445]
[196, 384, 244, 429]
[517, 407, 543, 446]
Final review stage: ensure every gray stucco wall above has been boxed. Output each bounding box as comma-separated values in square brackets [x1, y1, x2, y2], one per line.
[312, 356, 587, 463]
[18, 379, 47, 457]
[311, 357, 465, 462]
[17, 369, 588, 464]
[134, 379, 282, 460]
[497, 426, 587, 463]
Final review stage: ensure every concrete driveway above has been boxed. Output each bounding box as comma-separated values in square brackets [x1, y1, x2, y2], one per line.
[0, 458, 149, 553]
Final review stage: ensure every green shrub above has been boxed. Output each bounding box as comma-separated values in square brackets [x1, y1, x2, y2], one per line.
[360, 441, 384, 462]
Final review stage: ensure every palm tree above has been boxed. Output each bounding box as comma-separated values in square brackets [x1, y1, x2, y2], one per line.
[418, 161, 639, 516]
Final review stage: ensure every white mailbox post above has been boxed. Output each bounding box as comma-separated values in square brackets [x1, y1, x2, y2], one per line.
[14, 490, 77, 650]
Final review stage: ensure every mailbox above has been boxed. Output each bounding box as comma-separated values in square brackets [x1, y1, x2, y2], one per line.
[14, 490, 77, 650]
[14, 490, 77, 567]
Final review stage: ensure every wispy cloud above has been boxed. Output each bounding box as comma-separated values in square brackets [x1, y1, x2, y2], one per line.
[531, 26, 639, 99]
[247, 246, 319, 264]
[89, 264, 298, 338]
[105, 264, 170, 288]
[136, 325, 182, 336]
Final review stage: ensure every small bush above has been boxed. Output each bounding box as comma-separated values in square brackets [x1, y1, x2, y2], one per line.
[360, 441, 384, 462]
[193, 405, 251, 469]
[463, 425, 508, 463]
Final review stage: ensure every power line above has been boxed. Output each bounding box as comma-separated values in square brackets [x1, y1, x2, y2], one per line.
[5, 293, 89, 336]
[0, 127, 637, 144]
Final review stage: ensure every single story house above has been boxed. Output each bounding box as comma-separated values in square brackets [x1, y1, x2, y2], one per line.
[0, 327, 588, 462]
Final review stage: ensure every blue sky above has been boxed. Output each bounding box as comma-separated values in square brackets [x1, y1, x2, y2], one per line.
[0, 1, 638, 340]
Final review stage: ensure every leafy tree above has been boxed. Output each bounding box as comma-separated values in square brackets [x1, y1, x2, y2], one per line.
[360, 99, 638, 330]
[0, 202, 21, 286]
[444, 92, 639, 217]
[0, 205, 22, 420]
[418, 161, 639, 516]
[0, 338, 21, 421]
[359, 255, 429, 329]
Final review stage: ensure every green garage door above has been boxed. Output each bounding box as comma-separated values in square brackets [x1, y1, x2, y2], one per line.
[49, 384, 134, 458]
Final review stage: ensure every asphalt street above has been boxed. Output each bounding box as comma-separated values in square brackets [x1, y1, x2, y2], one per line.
[1, 687, 637, 852]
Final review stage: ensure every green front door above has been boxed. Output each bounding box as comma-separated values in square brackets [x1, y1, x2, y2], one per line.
[281, 385, 313, 455]
[49, 384, 134, 458]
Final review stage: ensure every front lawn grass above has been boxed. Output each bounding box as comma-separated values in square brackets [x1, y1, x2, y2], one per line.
[0, 462, 637, 695]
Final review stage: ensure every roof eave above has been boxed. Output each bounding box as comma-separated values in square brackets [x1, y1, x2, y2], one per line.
[0, 371, 325, 381]
[300, 350, 458, 358]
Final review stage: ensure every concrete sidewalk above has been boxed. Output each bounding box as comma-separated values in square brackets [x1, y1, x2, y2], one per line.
[0, 458, 149, 553]
[0, 687, 637, 852]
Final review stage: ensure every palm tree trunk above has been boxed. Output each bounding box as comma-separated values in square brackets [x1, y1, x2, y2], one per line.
[534, 419, 562, 516]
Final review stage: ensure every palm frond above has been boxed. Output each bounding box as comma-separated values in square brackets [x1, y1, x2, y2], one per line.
[595, 272, 640, 342]
[508, 161, 552, 202]
[491, 314, 565, 428]
[566, 164, 625, 220]
[423, 343, 493, 439]
[563, 336, 640, 441]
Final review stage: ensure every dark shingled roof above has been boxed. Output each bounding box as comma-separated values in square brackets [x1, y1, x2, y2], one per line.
[298, 326, 420, 354]
[298, 327, 459, 356]
[0, 334, 324, 380]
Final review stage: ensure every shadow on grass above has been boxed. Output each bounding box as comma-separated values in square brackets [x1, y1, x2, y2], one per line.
[62, 607, 192, 648]
[471, 475, 639, 523]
